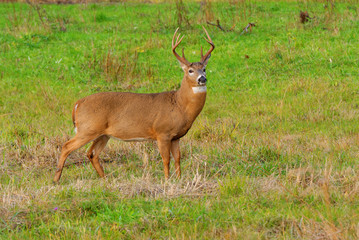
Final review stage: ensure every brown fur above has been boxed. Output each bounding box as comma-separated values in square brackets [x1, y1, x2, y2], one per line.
[53, 28, 214, 182]
[73, 78, 206, 142]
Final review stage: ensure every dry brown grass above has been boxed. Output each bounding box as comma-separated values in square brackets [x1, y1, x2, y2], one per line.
[1, 130, 359, 238]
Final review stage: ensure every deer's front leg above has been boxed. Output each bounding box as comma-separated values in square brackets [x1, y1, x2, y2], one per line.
[171, 139, 181, 178]
[157, 138, 171, 179]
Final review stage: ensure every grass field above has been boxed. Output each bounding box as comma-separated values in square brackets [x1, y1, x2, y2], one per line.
[1, 0, 359, 239]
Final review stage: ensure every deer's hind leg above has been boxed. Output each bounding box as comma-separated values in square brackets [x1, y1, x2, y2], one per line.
[87, 135, 110, 178]
[54, 133, 99, 183]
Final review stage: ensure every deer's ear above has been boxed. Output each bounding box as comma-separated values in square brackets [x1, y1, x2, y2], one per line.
[178, 60, 187, 71]
[202, 54, 211, 67]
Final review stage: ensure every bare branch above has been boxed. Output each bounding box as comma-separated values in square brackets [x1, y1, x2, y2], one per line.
[240, 23, 256, 35]
[206, 19, 226, 32]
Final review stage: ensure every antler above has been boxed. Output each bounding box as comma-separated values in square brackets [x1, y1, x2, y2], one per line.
[200, 26, 215, 63]
[172, 28, 190, 66]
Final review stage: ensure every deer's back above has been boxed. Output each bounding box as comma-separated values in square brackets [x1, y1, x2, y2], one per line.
[73, 92, 188, 140]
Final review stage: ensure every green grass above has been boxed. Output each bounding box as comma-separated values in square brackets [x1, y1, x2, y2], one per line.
[1, 1, 359, 239]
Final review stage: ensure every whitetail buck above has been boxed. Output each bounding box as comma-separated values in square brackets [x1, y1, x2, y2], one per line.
[53, 27, 215, 182]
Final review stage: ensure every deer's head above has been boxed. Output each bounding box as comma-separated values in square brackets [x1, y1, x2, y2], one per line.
[172, 27, 215, 87]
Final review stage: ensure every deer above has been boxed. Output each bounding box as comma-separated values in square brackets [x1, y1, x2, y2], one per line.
[53, 27, 215, 183]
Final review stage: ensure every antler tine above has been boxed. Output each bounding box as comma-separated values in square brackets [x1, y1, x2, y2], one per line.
[202, 26, 214, 44]
[172, 27, 179, 48]
[176, 34, 181, 45]
[172, 28, 190, 65]
[172, 28, 184, 49]
[182, 48, 186, 58]
[200, 26, 215, 63]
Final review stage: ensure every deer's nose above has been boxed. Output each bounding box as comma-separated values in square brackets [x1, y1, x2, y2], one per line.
[198, 76, 207, 85]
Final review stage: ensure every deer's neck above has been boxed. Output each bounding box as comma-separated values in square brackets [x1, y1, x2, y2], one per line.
[176, 78, 207, 123]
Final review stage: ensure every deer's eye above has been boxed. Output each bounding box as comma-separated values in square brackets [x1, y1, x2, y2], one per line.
[203, 69, 206, 72]
[189, 69, 194, 74]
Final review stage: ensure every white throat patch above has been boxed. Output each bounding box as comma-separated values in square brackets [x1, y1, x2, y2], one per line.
[192, 86, 207, 94]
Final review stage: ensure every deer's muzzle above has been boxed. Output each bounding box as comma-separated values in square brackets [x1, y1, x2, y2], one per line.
[198, 76, 207, 85]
